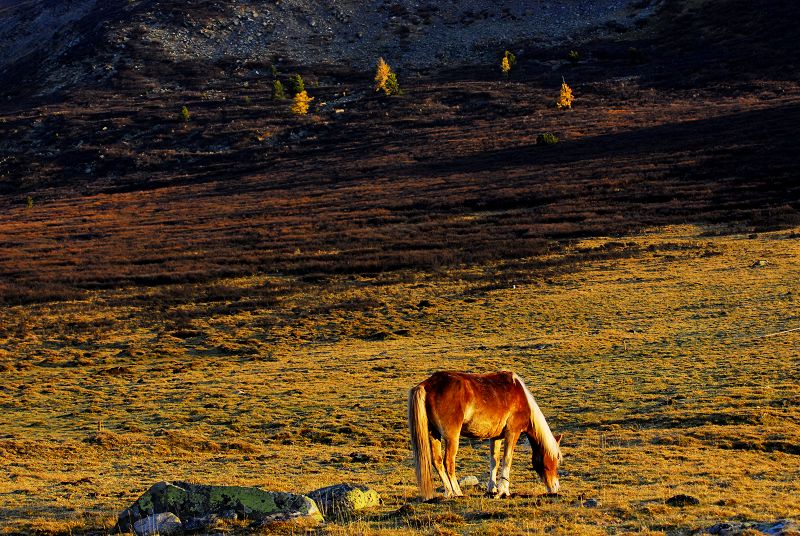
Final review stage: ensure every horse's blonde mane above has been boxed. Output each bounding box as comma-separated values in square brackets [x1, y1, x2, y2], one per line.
[513, 373, 561, 461]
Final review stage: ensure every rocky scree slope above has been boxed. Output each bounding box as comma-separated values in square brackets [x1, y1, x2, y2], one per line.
[0, 0, 655, 96]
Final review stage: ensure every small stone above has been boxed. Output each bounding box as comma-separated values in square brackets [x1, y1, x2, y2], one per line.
[751, 259, 769, 268]
[666, 494, 700, 507]
[133, 512, 181, 536]
[583, 498, 599, 508]
[182, 513, 220, 532]
[457, 475, 480, 488]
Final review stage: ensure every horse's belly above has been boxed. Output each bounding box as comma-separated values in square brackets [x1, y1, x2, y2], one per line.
[461, 417, 506, 439]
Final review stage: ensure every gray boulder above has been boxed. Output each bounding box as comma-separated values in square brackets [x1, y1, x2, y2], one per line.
[133, 512, 182, 536]
[308, 483, 380, 518]
[118, 481, 323, 531]
[704, 519, 799, 535]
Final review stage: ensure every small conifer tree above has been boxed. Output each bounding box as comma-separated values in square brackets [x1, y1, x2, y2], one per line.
[385, 72, 402, 96]
[26, 195, 33, 209]
[537, 133, 559, 145]
[272, 79, 286, 100]
[287, 74, 305, 95]
[501, 50, 517, 76]
[556, 78, 574, 110]
[291, 90, 314, 115]
[374, 57, 402, 96]
[567, 50, 580, 64]
[375, 57, 390, 92]
[179, 105, 190, 122]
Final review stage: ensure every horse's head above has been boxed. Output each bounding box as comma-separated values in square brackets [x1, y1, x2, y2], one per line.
[529, 432, 563, 493]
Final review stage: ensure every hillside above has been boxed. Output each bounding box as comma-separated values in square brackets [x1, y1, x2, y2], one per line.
[1, 0, 799, 302]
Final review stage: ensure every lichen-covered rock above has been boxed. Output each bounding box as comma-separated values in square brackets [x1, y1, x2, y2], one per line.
[132, 512, 182, 536]
[118, 481, 323, 531]
[308, 483, 380, 518]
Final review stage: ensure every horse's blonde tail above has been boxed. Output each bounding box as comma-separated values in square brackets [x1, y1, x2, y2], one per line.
[408, 384, 434, 500]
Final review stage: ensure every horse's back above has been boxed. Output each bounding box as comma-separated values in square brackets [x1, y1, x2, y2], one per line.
[421, 370, 516, 390]
[419, 371, 528, 439]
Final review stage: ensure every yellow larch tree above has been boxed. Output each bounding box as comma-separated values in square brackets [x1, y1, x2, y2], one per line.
[291, 90, 314, 115]
[374, 57, 401, 95]
[374, 57, 390, 93]
[557, 77, 574, 109]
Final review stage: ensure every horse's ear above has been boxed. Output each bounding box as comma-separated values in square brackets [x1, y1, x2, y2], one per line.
[555, 433, 563, 445]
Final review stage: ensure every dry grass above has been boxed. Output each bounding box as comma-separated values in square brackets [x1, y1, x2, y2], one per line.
[1, 223, 798, 535]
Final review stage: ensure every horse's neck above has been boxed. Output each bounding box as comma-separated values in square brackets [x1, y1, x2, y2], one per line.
[514, 373, 560, 459]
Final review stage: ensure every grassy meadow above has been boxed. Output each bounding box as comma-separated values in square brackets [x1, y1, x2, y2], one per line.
[2, 5, 799, 530]
[1, 223, 798, 535]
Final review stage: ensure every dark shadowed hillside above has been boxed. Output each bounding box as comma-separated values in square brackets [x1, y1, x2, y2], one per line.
[0, 0, 798, 304]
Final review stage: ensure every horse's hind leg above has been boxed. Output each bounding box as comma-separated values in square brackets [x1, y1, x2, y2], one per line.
[487, 438, 502, 496]
[430, 437, 455, 497]
[443, 432, 463, 497]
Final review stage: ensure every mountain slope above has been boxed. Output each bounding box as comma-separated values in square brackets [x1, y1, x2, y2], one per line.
[0, 0, 652, 96]
[0, 0, 798, 303]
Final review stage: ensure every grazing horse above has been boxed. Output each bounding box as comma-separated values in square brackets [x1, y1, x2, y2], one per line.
[408, 371, 562, 499]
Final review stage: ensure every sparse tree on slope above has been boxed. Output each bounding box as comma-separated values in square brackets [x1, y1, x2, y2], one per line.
[557, 77, 574, 109]
[291, 90, 314, 115]
[374, 57, 402, 96]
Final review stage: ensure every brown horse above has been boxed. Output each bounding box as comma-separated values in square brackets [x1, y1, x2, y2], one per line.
[408, 371, 562, 499]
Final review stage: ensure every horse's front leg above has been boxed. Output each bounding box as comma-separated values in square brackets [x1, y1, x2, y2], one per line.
[487, 438, 502, 496]
[497, 431, 521, 498]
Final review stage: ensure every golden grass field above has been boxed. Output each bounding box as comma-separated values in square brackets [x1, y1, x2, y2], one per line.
[1, 222, 798, 535]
